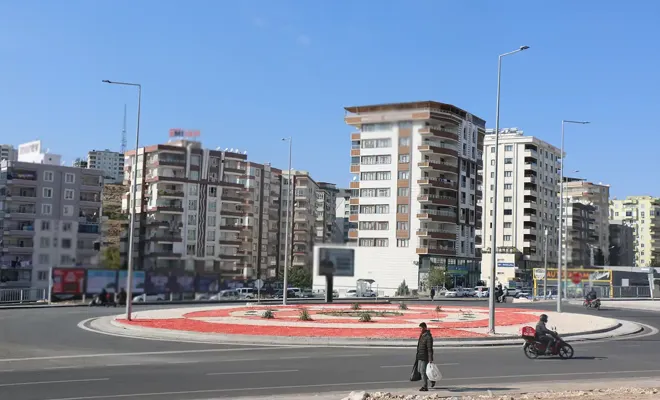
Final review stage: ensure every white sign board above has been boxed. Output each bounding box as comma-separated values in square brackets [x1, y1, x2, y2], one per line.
[254, 279, 264, 290]
[314, 245, 355, 277]
[534, 269, 546, 280]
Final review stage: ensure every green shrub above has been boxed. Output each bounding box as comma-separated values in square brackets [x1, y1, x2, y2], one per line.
[262, 309, 275, 319]
[298, 308, 312, 321]
[399, 302, 408, 310]
[435, 305, 442, 313]
[351, 302, 361, 310]
[359, 312, 372, 322]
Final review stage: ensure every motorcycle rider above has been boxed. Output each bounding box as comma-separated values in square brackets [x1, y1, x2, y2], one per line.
[535, 314, 558, 354]
[585, 288, 598, 304]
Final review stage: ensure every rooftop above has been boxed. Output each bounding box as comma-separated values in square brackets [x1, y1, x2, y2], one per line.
[344, 100, 486, 127]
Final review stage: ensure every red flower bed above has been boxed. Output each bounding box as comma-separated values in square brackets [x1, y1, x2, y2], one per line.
[118, 318, 489, 339]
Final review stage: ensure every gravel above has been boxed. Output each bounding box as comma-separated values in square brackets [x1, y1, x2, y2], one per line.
[342, 387, 660, 400]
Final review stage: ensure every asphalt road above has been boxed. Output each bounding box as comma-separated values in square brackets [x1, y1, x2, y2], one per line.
[0, 301, 659, 400]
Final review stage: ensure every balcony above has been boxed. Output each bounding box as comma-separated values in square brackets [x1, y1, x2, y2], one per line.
[78, 222, 100, 235]
[418, 126, 459, 142]
[148, 155, 186, 168]
[7, 188, 37, 201]
[145, 171, 187, 183]
[416, 209, 457, 223]
[6, 170, 37, 185]
[417, 142, 459, 158]
[157, 189, 185, 198]
[221, 192, 244, 203]
[220, 206, 244, 217]
[417, 161, 459, 174]
[81, 176, 103, 190]
[79, 192, 101, 204]
[416, 229, 456, 240]
[223, 163, 245, 174]
[523, 201, 538, 210]
[416, 246, 455, 256]
[6, 206, 36, 218]
[523, 213, 538, 222]
[417, 179, 458, 191]
[148, 234, 182, 243]
[417, 194, 457, 207]
[3, 240, 34, 253]
[3, 222, 35, 236]
[218, 237, 242, 245]
[524, 175, 537, 184]
[219, 224, 243, 231]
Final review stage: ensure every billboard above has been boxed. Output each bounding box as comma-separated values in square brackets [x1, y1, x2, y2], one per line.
[532, 268, 612, 283]
[169, 129, 200, 138]
[86, 270, 117, 294]
[118, 270, 146, 293]
[314, 245, 355, 277]
[195, 275, 221, 293]
[51, 268, 85, 295]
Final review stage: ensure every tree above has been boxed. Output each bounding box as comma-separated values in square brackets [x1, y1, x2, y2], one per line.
[287, 266, 312, 289]
[102, 246, 122, 270]
[650, 258, 660, 268]
[395, 280, 410, 296]
[427, 267, 448, 288]
[593, 248, 605, 266]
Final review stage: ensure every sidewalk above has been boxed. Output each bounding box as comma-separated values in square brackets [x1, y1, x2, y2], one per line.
[577, 300, 660, 312]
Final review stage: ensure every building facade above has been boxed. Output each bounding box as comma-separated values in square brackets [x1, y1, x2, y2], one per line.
[609, 220, 635, 266]
[342, 101, 484, 291]
[87, 149, 125, 184]
[609, 195, 660, 267]
[120, 140, 253, 278]
[243, 162, 282, 279]
[0, 159, 104, 289]
[562, 201, 598, 267]
[561, 178, 610, 263]
[334, 188, 352, 243]
[0, 145, 17, 162]
[479, 128, 561, 285]
[317, 182, 339, 244]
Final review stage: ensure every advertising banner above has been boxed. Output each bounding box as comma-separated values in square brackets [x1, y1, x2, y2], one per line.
[51, 268, 85, 295]
[145, 273, 180, 294]
[196, 275, 221, 293]
[316, 246, 355, 277]
[118, 271, 146, 293]
[176, 274, 195, 293]
[86, 270, 117, 294]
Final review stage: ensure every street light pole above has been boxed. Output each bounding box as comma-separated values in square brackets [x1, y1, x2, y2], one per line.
[488, 45, 529, 334]
[102, 80, 141, 321]
[281, 137, 293, 306]
[556, 120, 589, 313]
[543, 228, 548, 299]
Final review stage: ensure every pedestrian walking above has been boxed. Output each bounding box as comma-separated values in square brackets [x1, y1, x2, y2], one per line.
[430, 288, 436, 301]
[415, 322, 435, 391]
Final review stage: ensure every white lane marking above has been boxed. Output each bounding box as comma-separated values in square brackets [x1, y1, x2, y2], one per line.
[0, 378, 109, 388]
[166, 360, 199, 365]
[445, 369, 660, 381]
[380, 362, 459, 368]
[0, 347, 299, 363]
[206, 369, 299, 376]
[0, 369, 15, 373]
[104, 364, 141, 367]
[43, 366, 78, 370]
[43, 380, 412, 400]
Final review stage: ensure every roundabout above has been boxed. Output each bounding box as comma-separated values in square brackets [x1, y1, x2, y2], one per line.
[102, 303, 633, 346]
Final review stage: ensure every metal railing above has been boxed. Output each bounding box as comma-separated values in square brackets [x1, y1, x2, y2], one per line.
[534, 285, 653, 299]
[0, 288, 48, 304]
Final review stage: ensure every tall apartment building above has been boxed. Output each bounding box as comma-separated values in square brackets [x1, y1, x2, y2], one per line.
[561, 178, 610, 262]
[609, 195, 660, 267]
[317, 182, 339, 243]
[73, 158, 88, 168]
[0, 158, 104, 289]
[344, 101, 484, 289]
[479, 128, 561, 285]
[120, 140, 253, 278]
[87, 149, 125, 184]
[334, 188, 352, 243]
[562, 200, 598, 267]
[609, 220, 635, 266]
[0, 145, 17, 162]
[243, 162, 282, 279]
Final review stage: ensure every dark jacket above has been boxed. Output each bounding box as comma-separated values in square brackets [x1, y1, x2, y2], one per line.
[416, 330, 434, 362]
[535, 321, 553, 338]
[586, 291, 597, 300]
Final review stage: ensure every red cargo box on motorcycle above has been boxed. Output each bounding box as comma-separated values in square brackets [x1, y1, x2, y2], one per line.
[521, 326, 536, 338]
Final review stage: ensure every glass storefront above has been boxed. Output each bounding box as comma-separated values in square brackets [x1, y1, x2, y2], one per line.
[417, 255, 481, 289]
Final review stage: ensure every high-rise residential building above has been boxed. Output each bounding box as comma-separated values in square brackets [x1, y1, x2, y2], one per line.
[561, 178, 610, 263]
[243, 162, 282, 279]
[479, 128, 561, 285]
[73, 158, 88, 168]
[609, 195, 660, 267]
[343, 101, 484, 289]
[0, 145, 17, 162]
[280, 170, 337, 270]
[334, 188, 353, 243]
[562, 200, 598, 267]
[609, 220, 635, 266]
[120, 140, 253, 278]
[0, 157, 104, 289]
[87, 149, 125, 184]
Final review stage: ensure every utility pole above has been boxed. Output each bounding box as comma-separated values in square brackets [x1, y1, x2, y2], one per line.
[543, 228, 548, 299]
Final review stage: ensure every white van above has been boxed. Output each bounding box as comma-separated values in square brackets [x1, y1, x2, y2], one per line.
[236, 288, 255, 299]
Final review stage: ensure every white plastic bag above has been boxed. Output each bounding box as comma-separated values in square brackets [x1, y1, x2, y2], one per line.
[426, 362, 442, 381]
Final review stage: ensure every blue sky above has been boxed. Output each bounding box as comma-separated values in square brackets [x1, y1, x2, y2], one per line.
[1, 0, 658, 198]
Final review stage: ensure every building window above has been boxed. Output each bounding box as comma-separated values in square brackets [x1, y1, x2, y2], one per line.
[504, 196, 512, 202]
[397, 171, 409, 180]
[61, 238, 72, 249]
[396, 221, 409, 230]
[503, 209, 513, 215]
[64, 173, 75, 183]
[504, 183, 512, 190]
[64, 189, 75, 200]
[207, 230, 216, 241]
[505, 145, 513, 151]
[41, 221, 50, 231]
[397, 239, 409, 247]
[189, 184, 199, 195]
[206, 245, 215, 256]
[504, 171, 513, 177]
[360, 171, 391, 181]
[188, 200, 198, 210]
[60, 255, 74, 265]
[398, 154, 410, 163]
[360, 155, 391, 165]
[361, 138, 392, 149]
[63, 205, 74, 216]
[360, 188, 390, 197]
[42, 204, 52, 215]
[397, 187, 409, 197]
[43, 187, 53, 198]
[209, 187, 217, 197]
[188, 214, 196, 226]
[504, 158, 513, 164]
[38, 255, 49, 265]
[187, 229, 196, 241]
[208, 201, 217, 212]
[62, 222, 72, 232]
[208, 215, 216, 226]
[398, 137, 411, 147]
[503, 235, 512, 241]
[44, 171, 54, 182]
[358, 238, 389, 247]
[504, 222, 512, 228]
[397, 204, 409, 213]
[40, 237, 50, 248]
[359, 221, 389, 230]
[359, 204, 389, 214]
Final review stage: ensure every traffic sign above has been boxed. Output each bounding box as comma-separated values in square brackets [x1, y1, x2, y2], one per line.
[571, 273, 582, 285]
[254, 279, 264, 290]
[534, 269, 546, 280]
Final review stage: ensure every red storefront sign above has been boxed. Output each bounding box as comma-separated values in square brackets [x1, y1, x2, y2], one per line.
[52, 268, 85, 295]
[571, 273, 583, 285]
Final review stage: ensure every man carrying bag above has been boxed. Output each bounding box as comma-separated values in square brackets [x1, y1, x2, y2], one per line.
[414, 322, 435, 391]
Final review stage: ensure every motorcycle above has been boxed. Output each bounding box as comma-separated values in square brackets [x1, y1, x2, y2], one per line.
[521, 326, 574, 359]
[583, 298, 601, 310]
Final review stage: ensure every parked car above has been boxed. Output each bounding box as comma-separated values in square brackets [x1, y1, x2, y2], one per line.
[464, 288, 476, 297]
[273, 289, 297, 299]
[236, 288, 256, 299]
[474, 286, 489, 298]
[445, 288, 465, 298]
[209, 290, 240, 301]
[344, 289, 358, 298]
[132, 293, 166, 302]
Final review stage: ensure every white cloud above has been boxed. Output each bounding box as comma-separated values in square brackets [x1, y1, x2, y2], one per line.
[297, 34, 311, 46]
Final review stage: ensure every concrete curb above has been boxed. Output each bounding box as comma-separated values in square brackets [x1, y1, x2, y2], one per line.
[82, 312, 640, 348]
